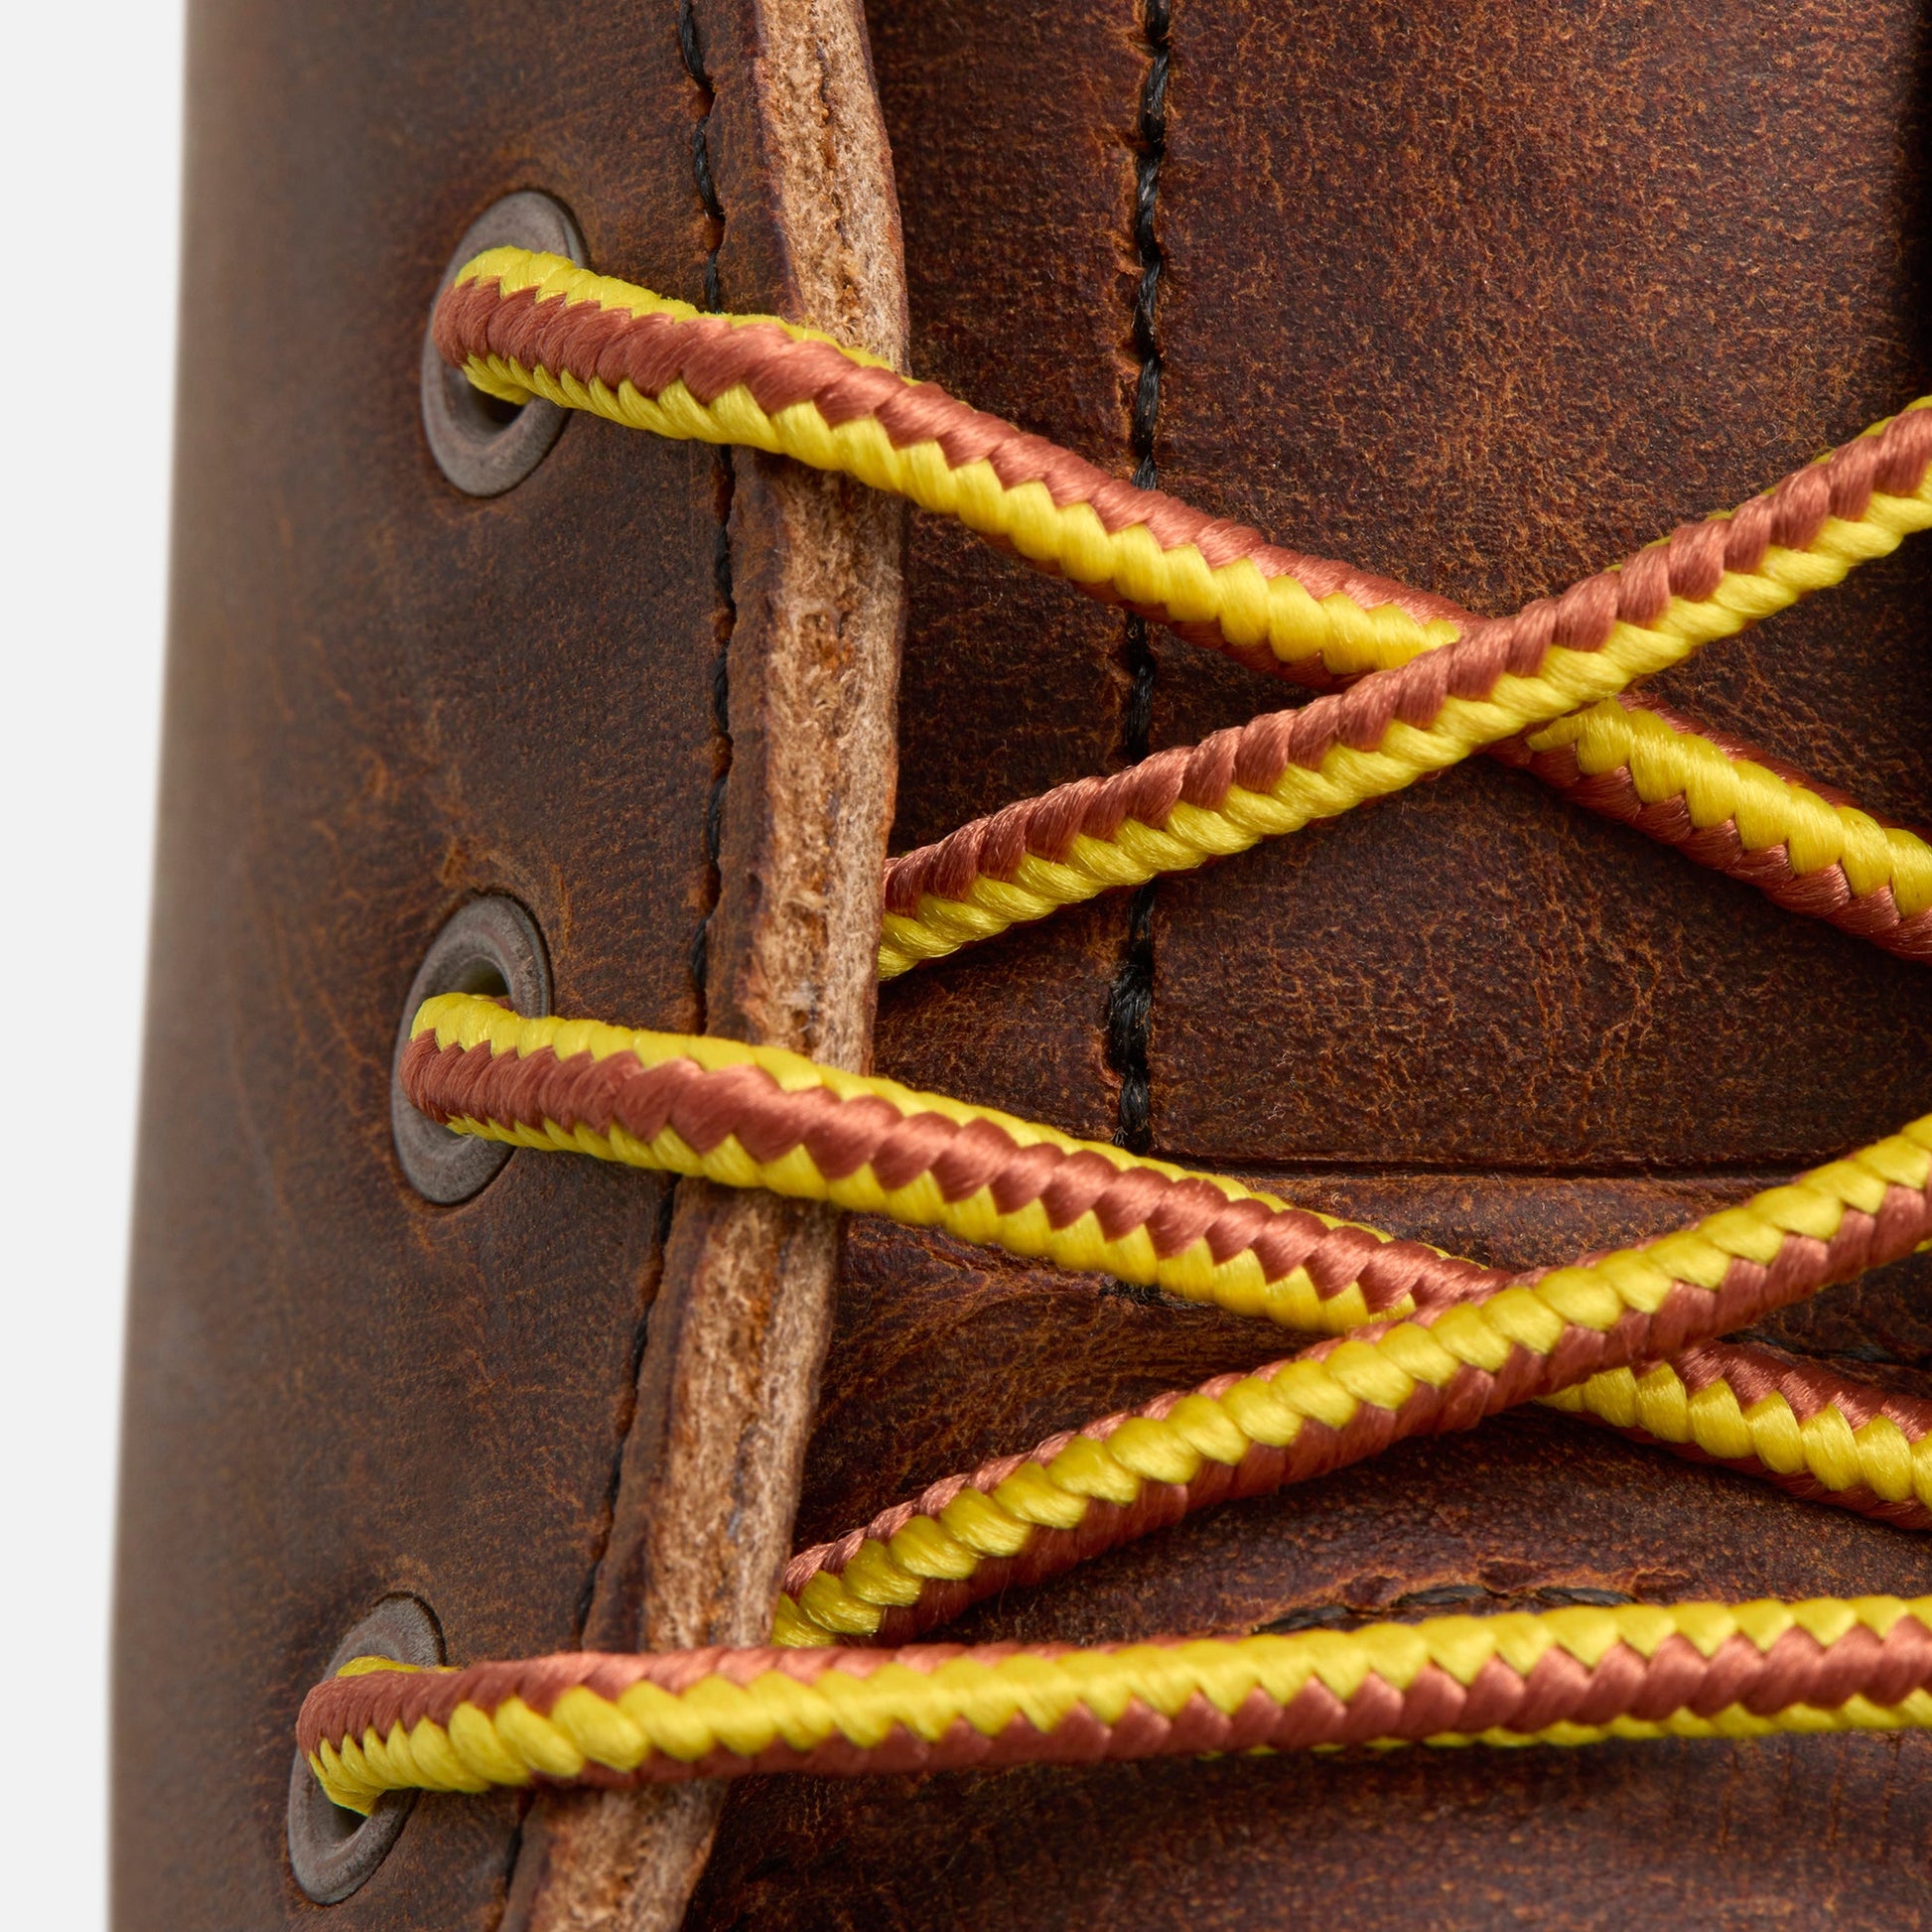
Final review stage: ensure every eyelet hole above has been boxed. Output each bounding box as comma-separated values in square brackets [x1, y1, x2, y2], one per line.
[390, 896, 551, 1204]
[470, 387, 527, 432]
[285, 1595, 444, 1904]
[420, 189, 586, 497]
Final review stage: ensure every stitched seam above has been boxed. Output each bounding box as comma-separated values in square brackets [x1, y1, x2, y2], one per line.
[560, 6, 735, 1662]
[1257, 1581, 1640, 1635]
[1104, 0, 1172, 1161]
[682, 0, 727, 313]
[681, 0, 737, 1021]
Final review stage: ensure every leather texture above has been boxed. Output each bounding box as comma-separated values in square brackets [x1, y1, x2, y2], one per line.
[113, 2, 903, 1927]
[121, 0, 1932, 1925]
[691, 0, 1932, 1923]
[115, 10, 710, 1921]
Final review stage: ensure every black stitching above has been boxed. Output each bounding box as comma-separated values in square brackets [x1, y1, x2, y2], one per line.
[1129, 0, 1170, 491]
[1255, 1579, 1639, 1636]
[1105, 883, 1157, 1154]
[570, 1182, 673, 1642]
[690, 126, 726, 239]
[679, 0, 735, 1021]
[1104, 0, 1171, 1161]
[679, 0, 727, 308]
[1097, 1271, 1190, 1311]
[1260, 1602, 1354, 1635]
[1119, 616, 1156, 763]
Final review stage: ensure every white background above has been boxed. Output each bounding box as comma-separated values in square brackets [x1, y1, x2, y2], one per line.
[1, 4, 184, 1918]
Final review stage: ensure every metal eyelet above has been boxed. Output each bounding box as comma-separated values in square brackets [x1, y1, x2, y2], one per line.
[285, 1594, 444, 1904]
[420, 190, 587, 496]
[390, 896, 551, 1203]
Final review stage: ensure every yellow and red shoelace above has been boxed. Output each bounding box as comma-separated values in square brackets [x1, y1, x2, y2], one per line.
[302, 247, 1932, 1811]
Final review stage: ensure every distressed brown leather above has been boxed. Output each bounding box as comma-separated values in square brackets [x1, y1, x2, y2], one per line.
[114, 2, 901, 1928]
[693, 0, 1932, 1924]
[124, 0, 1932, 1926]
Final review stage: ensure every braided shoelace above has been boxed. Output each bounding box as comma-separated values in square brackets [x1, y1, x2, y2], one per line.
[301, 247, 1932, 1812]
